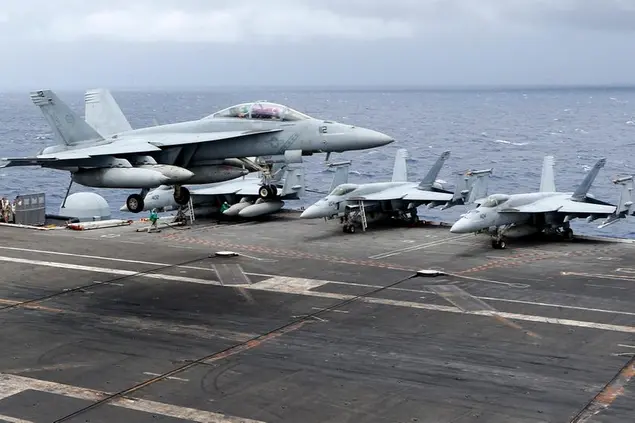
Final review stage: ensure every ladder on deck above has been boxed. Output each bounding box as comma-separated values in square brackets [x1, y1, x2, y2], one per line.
[358, 200, 367, 231]
[186, 197, 195, 224]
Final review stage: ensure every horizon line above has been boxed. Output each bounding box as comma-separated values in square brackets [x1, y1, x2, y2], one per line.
[1, 83, 635, 93]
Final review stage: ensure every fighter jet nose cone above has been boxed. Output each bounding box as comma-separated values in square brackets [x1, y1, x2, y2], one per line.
[300, 206, 320, 219]
[375, 131, 395, 146]
[450, 219, 469, 234]
[358, 128, 394, 147]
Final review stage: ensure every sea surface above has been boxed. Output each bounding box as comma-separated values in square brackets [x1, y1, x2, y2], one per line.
[1, 87, 634, 238]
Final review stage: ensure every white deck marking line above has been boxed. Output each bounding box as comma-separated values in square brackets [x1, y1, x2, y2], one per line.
[250, 277, 635, 334]
[585, 283, 628, 290]
[618, 344, 635, 349]
[478, 297, 635, 317]
[562, 271, 635, 283]
[429, 285, 541, 338]
[311, 307, 349, 314]
[143, 372, 189, 382]
[0, 373, 265, 423]
[368, 233, 474, 259]
[0, 256, 222, 286]
[2, 256, 634, 334]
[0, 246, 214, 272]
[0, 414, 34, 423]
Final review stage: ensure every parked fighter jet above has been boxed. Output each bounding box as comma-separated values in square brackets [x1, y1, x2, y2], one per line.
[122, 162, 303, 217]
[1, 89, 394, 213]
[449, 156, 625, 249]
[122, 159, 352, 219]
[300, 149, 493, 233]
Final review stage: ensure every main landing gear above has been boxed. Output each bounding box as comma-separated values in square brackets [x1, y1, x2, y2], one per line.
[125, 185, 191, 214]
[258, 184, 278, 199]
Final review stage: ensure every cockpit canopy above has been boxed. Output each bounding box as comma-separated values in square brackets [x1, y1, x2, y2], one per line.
[330, 184, 358, 196]
[208, 101, 312, 121]
[481, 194, 510, 208]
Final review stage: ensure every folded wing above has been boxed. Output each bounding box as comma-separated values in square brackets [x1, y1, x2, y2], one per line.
[349, 186, 453, 202]
[500, 197, 616, 215]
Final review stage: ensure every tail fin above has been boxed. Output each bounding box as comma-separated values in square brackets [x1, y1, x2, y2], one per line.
[571, 158, 606, 201]
[280, 164, 305, 198]
[30, 90, 103, 146]
[539, 156, 556, 192]
[327, 161, 351, 193]
[598, 176, 635, 228]
[84, 88, 132, 136]
[391, 149, 409, 182]
[270, 163, 287, 183]
[441, 168, 493, 210]
[418, 151, 450, 190]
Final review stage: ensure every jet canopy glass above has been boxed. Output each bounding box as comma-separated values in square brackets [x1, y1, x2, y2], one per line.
[481, 194, 510, 207]
[330, 184, 358, 196]
[209, 102, 311, 121]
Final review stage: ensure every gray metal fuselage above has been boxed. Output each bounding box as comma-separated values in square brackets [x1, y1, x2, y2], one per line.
[301, 181, 430, 219]
[451, 191, 572, 233]
[41, 116, 389, 163]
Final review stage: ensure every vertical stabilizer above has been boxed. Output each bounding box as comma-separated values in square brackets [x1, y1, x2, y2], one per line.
[418, 151, 450, 190]
[327, 161, 351, 193]
[280, 164, 305, 198]
[598, 176, 635, 228]
[539, 156, 556, 192]
[30, 90, 103, 145]
[571, 158, 606, 201]
[441, 168, 493, 210]
[270, 163, 287, 183]
[391, 149, 409, 182]
[84, 88, 132, 136]
[464, 169, 494, 204]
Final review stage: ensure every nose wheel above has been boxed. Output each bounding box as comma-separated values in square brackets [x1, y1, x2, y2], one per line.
[343, 224, 356, 233]
[491, 239, 506, 249]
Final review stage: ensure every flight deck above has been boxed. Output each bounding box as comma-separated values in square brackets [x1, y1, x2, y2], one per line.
[0, 213, 633, 422]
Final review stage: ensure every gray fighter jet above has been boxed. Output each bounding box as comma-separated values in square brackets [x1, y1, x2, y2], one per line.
[1, 89, 394, 213]
[300, 149, 493, 233]
[449, 156, 626, 249]
[121, 159, 352, 219]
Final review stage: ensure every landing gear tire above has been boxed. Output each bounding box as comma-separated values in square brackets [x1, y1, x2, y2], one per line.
[491, 239, 506, 249]
[126, 194, 144, 213]
[173, 186, 191, 205]
[258, 184, 276, 199]
[563, 228, 574, 241]
[343, 224, 356, 234]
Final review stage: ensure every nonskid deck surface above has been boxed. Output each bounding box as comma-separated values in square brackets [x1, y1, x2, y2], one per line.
[0, 214, 633, 422]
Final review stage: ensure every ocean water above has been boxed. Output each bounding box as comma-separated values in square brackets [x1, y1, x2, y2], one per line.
[1, 87, 634, 238]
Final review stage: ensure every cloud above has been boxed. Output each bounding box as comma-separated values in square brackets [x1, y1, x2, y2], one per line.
[22, 1, 415, 43]
[2, 0, 635, 45]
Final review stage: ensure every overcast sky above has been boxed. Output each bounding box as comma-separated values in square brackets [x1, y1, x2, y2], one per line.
[0, 0, 634, 89]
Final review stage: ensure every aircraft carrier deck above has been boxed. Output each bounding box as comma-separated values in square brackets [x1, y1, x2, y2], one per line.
[0, 213, 633, 422]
